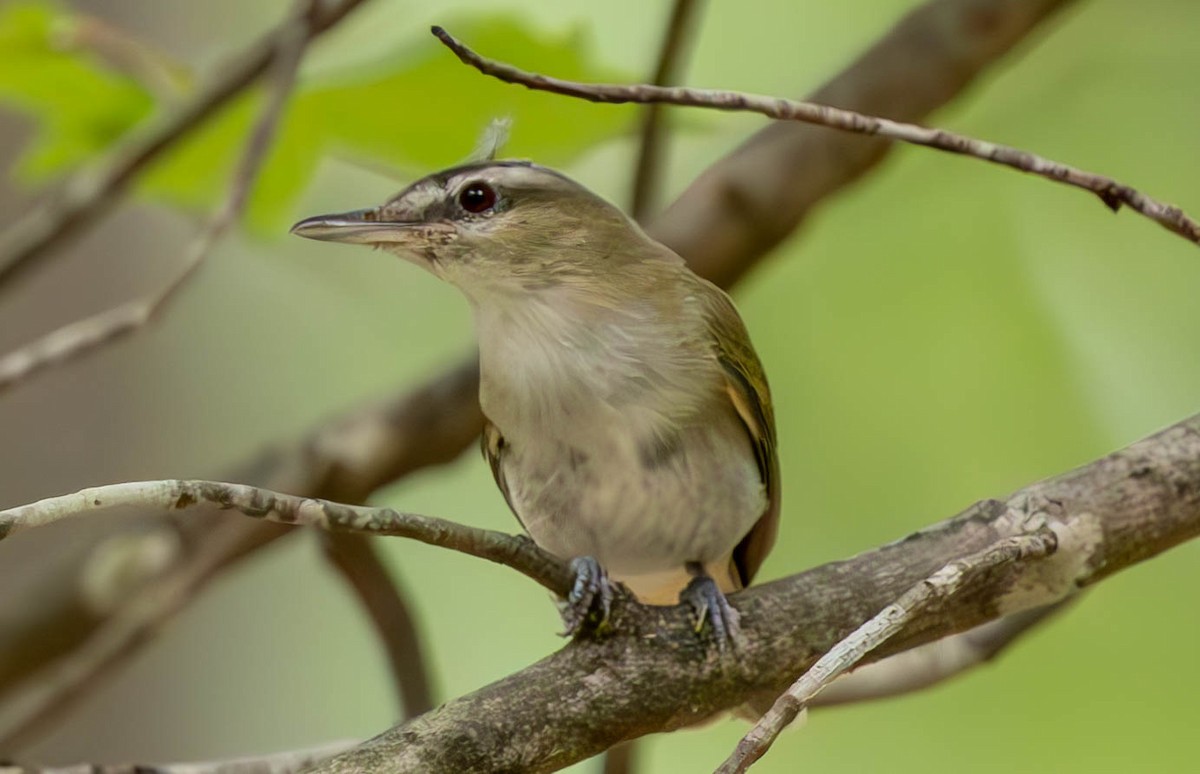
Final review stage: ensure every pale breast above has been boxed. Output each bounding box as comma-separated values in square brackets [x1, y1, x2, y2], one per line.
[473, 284, 766, 579]
[497, 398, 766, 577]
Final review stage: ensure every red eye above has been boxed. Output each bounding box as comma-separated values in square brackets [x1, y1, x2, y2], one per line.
[458, 182, 496, 214]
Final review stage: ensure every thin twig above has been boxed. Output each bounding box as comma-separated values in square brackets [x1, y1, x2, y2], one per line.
[0, 0, 372, 293]
[0, 2, 309, 397]
[0, 479, 572, 596]
[320, 532, 436, 718]
[629, 0, 703, 221]
[810, 598, 1075, 707]
[3, 739, 355, 773]
[433, 25, 1200, 248]
[0, 481, 565, 752]
[716, 529, 1060, 774]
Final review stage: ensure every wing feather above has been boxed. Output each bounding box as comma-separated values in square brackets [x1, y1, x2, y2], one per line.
[481, 417, 526, 532]
[698, 280, 780, 587]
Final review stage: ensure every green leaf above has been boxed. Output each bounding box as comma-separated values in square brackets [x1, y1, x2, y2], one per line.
[0, 1, 154, 179]
[140, 17, 637, 231]
[0, 8, 637, 233]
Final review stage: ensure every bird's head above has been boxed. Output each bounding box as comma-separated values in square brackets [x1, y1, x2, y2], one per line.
[291, 160, 648, 298]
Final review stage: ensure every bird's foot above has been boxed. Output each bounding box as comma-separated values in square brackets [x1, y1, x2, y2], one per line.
[681, 563, 743, 653]
[558, 555, 615, 637]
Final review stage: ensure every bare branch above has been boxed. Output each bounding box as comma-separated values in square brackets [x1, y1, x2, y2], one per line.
[0, 11, 307, 397]
[319, 533, 436, 718]
[434, 17, 1200, 250]
[719, 530, 1059, 773]
[629, 0, 703, 221]
[0, 0, 373, 293]
[810, 599, 1074, 707]
[313, 414, 1200, 773]
[3, 740, 354, 774]
[0, 479, 572, 597]
[654, 0, 1079, 287]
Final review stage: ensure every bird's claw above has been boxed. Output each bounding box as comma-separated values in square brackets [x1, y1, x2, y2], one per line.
[681, 572, 743, 653]
[558, 556, 614, 636]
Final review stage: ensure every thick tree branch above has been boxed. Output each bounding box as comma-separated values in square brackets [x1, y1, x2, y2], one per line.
[5, 415, 1196, 771]
[0, 0, 1077, 738]
[311, 415, 1200, 773]
[434, 18, 1199, 250]
[0, 0, 372, 292]
[719, 530, 1059, 773]
[629, 0, 703, 221]
[319, 533, 436, 719]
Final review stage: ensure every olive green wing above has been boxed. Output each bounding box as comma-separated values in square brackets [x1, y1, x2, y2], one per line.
[699, 280, 781, 587]
[481, 417, 525, 532]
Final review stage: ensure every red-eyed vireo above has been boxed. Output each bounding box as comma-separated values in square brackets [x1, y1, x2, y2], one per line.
[292, 161, 779, 645]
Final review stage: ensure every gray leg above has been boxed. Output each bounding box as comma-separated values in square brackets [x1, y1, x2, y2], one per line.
[559, 555, 615, 636]
[680, 561, 742, 651]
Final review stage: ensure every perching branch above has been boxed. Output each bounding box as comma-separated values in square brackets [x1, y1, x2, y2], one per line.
[718, 529, 1059, 773]
[0, 0, 1080, 745]
[0, 7, 308, 397]
[0, 412, 1145, 771]
[629, 0, 703, 221]
[308, 413, 1200, 773]
[0, 0, 372, 292]
[0, 479, 572, 597]
[4, 415, 1198, 771]
[320, 533, 437, 719]
[433, 19, 1200, 250]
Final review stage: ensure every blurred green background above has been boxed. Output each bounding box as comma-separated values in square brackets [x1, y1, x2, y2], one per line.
[1, 0, 1198, 771]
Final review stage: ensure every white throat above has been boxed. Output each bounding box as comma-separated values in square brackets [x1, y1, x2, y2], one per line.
[470, 285, 712, 442]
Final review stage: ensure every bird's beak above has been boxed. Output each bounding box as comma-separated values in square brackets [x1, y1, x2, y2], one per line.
[290, 208, 421, 245]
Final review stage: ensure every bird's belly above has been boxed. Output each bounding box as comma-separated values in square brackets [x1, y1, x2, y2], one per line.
[501, 414, 765, 580]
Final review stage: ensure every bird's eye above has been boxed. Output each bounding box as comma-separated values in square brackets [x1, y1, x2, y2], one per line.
[458, 182, 497, 214]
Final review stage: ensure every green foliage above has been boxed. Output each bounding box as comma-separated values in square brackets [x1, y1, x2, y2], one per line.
[0, 2, 154, 179]
[0, 5, 634, 230]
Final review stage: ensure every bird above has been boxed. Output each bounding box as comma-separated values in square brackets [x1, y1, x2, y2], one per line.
[292, 160, 779, 644]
